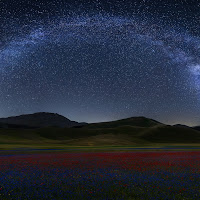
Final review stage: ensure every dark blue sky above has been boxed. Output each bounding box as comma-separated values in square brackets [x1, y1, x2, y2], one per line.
[0, 0, 200, 125]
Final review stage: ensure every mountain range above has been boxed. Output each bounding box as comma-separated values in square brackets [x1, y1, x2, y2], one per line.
[0, 112, 85, 128]
[0, 112, 200, 147]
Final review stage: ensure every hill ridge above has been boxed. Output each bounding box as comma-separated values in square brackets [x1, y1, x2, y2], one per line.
[0, 112, 83, 128]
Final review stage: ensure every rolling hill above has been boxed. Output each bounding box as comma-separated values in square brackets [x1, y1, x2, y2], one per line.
[86, 116, 162, 129]
[0, 113, 200, 147]
[193, 126, 200, 132]
[0, 112, 85, 128]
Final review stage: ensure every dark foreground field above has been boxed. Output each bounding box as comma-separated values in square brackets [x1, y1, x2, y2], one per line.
[0, 151, 199, 200]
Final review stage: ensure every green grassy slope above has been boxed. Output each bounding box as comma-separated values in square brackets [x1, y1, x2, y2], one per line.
[0, 117, 200, 148]
[138, 125, 200, 143]
[86, 117, 162, 129]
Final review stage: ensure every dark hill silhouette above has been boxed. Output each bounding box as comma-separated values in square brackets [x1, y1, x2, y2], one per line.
[193, 126, 200, 132]
[138, 125, 200, 143]
[173, 124, 191, 129]
[0, 113, 200, 147]
[0, 122, 36, 129]
[86, 116, 162, 129]
[0, 112, 85, 128]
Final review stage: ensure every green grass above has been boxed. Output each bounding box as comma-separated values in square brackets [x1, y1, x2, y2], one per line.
[0, 117, 200, 150]
[86, 116, 162, 129]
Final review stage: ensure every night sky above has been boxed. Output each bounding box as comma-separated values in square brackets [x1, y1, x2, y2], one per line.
[0, 0, 200, 126]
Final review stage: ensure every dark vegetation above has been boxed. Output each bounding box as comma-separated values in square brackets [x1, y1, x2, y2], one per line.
[0, 113, 200, 147]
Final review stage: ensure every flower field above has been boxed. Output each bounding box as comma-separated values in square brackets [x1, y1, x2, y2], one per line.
[0, 151, 199, 199]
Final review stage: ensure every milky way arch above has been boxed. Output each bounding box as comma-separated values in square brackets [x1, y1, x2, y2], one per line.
[0, 14, 200, 124]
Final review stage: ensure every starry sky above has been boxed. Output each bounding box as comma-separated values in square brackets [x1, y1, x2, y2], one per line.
[0, 0, 200, 126]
